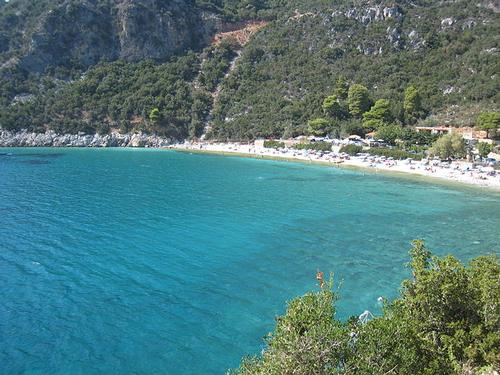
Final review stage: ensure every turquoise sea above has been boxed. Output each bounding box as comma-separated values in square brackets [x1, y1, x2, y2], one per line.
[1, 148, 499, 374]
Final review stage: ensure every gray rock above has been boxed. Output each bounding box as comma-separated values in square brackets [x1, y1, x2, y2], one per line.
[0, 129, 172, 148]
[382, 6, 403, 21]
[441, 17, 455, 28]
[344, 5, 403, 24]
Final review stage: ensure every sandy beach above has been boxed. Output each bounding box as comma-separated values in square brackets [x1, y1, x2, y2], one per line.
[169, 142, 500, 190]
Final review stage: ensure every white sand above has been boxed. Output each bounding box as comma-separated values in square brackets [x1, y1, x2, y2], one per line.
[169, 142, 500, 190]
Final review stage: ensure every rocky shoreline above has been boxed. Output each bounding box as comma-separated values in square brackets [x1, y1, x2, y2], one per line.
[0, 130, 173, 148]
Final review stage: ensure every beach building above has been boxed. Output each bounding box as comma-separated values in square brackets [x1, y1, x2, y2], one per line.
[415, 126, 488, 140]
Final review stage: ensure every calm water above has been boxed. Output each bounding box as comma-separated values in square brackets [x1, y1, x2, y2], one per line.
[0, 148, 499, 374]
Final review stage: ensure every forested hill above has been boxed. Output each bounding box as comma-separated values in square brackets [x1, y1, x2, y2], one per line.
[0, 0, 498, 140]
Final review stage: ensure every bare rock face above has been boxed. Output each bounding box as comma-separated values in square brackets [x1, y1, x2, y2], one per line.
[19, 0, 209, 73]
[116, 0, 202, 61]
[21, 1, 118, 73]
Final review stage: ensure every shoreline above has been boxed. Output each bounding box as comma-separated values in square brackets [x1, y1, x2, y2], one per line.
[2, 137, 499, 191]
[168, 143, 500, 192]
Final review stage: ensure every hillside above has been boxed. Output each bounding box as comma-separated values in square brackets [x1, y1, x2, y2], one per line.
[210, 0, 500, 139]
[0, 0, 498, 140]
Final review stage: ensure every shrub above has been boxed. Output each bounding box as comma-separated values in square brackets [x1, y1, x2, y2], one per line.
[293, 141, 332, 152]
[263, 140, 285, 149]
[339, 144, 363, 155]
[477, 142, 492, 159]
[367, 147, 423, 160]
[429, 133, 466, 160]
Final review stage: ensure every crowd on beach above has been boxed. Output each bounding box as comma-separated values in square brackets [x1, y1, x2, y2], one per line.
[170, 141, 500, 189]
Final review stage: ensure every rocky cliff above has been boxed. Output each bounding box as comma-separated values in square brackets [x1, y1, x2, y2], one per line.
[1, 0, 219, 73]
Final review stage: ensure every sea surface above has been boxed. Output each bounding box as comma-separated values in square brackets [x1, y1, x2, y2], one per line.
[1, 148, 499, 374]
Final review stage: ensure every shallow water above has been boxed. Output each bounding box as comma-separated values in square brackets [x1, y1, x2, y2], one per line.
[0, 148, 498, 374]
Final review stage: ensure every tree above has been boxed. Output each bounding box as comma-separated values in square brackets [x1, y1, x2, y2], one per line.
[403, 85, 424, 124]
[375, 124, 404, 145]
[149, 107, 161, 124]
[347, 84, 371, 117]
[329, 120, 343, 138]
[429, 132, 466, 160]
[477, 142, 492, 159]
[362, 99, 393, 130]
[476, 112, 500, 139]
[334, 75, 349, 100]
[322, 95, 347, 120]
[340, 119, 365, 138]
[307, 118, 331, 136]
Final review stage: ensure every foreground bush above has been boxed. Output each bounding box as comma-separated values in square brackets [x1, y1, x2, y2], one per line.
[229, 241, 499, 374]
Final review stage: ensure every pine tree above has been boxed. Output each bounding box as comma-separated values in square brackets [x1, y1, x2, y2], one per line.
[348, 84, 371, 117]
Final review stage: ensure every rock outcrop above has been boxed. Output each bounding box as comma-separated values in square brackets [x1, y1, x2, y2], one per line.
[343, 5, 403, 25]
[0, 130, 172, 148]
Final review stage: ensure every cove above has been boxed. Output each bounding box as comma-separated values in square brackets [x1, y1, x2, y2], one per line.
[0, 148, 498, 374]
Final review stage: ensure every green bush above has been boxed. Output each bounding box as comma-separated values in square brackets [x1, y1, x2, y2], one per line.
[229, 241, 500, 375]
[339, 144, 363, 155]
[263, 140, 285, 149]
[477, 142, 493, 158]
[293, 141, 332, 152]
[429, 133, 466, 160]
[367, 147, 423, 160]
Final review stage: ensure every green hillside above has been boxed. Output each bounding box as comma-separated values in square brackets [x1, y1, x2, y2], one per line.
[0, 0, 498, 139]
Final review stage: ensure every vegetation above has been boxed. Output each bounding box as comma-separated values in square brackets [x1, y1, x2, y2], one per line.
[322, 95, 347, 121]
[404, 85, 425, 124]
[263, 140, 285, 149]
[339, 144, 363, 155]
[362, 99, 392, 131]
[477, 142, 493, 159]
[307, 80, 431, 142]
[429, 133, 467, 160]
[199, 41, 239, 92]
[367, 147, 424, 161]
[348, 84, 371, 118]
[307, 118, 331, 137]
[0, 55, 206, 138]
[210, 0, 500, 140]
[374, 124, 437, 147]
[293, 141, 332, 152]
[229, 240, 500, 374]
[476, 112, 500, 139]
